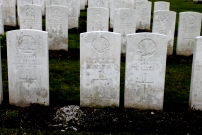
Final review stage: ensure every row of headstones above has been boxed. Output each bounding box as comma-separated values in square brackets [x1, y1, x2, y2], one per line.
[0, 29, 202, 110]
[87, 3, 202, 56]
[0, 0, 86, 27]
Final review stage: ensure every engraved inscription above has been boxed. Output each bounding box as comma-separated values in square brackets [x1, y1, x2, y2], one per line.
[17, 35, 36, 54]
[95, 0, 105, 7]
[155, 12, 171, 35]
[138, 39, 156, 57]
[92, 10, 104, 31]
[183, 15, 196, 33]
[92, 37, 110, 54]
[51, 8, 62, 20]
[158, 3, 166, 10]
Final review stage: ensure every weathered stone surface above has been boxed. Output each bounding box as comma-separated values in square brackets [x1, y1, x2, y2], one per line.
[109, 0, 134, 28]
[154, 1, 170, 11]
[85, 0, 88, 6]
[19, 4, 42, 30]
[33, 0, 45, 16]
[136, 0, 151, 30]
[17, 0, 33, 26]
[190, 36, 202, 110]
[113, 8, 136, 54]
[46, 0, 64, 6]
[46, 5, 68, 50]
[88, 0, 108, 8]
[152, 10, 176, 55]
[176, 12, 202, 56]
[125, 33, 167, 110]
[0, 0, 16, 26]
[80, 31, 121, 107]
[65, 0, 79, 29]
[80, 0, 85, 10]
[87, 7, 109, 32]
[7, 29, 49, 107]
[0, 4, 3, 35]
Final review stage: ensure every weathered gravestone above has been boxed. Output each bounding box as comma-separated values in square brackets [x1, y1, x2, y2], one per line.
[17, 0, 33, 26]
[46, 5, 68, 50]
[33, 0, 45, 16]
[80, 0, 85, 10]
[7, 29, 49, 107]
[110, 0, 134, 28]
[124, 33, 168, 110]
[190, 36, 202, 110]
[176, 12, 202, 56]
[136, 0, 151, 30]
[0, 0, 16, 26]
[85, 0, 88, 6]
[80, 31, 121, 107]
[113, 8, 136, 54]
[152, 10, 176, 55]
[154, 1, 170, 11]
[19, 4, 42, 30]
[87, 7, 109, 32]
[88, 0, 108, 8]
[0, 4, 3, 35]
[46, 0, 64, 6]
[66, 0, 79, 29]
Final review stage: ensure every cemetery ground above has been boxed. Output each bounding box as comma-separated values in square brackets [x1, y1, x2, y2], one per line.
[1, 0, 202, 134]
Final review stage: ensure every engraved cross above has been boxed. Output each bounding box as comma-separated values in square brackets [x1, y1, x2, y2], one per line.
[19, 69, 37, 91]
[136, 73, 153, 101]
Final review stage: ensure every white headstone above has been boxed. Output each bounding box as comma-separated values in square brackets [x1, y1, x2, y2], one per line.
[80, 0, 85, 10]
[0, 0, 16, 26]
[125, 33, 168, 110]
[17, 0, 33, 26]
[66, 0, 79, 29]
[88, 0, 108, 8]
[46, 6, 68, 50]
[110, 0, 134, 28]
[113, 8, 136, 54]
[154, 1, 170, 11]
[0, 4, 3, 35]
[7, 29, 49, 107]
[189, 36, 202, 110]
[80, 31, 121, 107]
[19, 4, 42, 30]
[87, 7, 109, 32]
[46, 0, 64, 6]
[33, 0, 45, 16]
[176, 12, 202, 56]
[136, 0, 151, 30]
[85, 0, 88, 6]
[152, 11, 176, 55]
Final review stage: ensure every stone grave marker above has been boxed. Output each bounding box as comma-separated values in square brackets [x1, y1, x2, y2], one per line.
[17, 0, 33, 26]
[87, 7, 109, 32]
[136, 0, 151, 30]
[110, 0, 134, 28]
[113, 8, 136, 54]
[85, 0, 88, 6]
[0, 4, 3, 35]
[152, 10, 176, 55]
[80, 0, 86, 10]
[7, 29, 49, 107]
[46, 0, 64, 6]
[65, 0, 79, 29]
[88, 0, 108, 8]
[80, 31, 121, 107]
[33, 0, 45, 16]
[176, 12, 202, 56]
[19, 4, 42, 30]
[0, 0, 16, 26]
[189, 36, 202, 110]
[154, 1, 170, 11]
[46, 5, 68, 50]
[125, 33, 168, 110]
